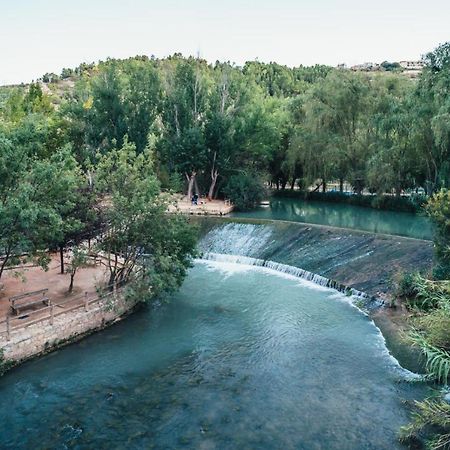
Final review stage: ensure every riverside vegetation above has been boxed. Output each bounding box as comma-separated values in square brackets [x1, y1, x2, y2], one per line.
[3, 41, 450, 449]
[2, 43, 450, 210]
[395, 190, 450, 449]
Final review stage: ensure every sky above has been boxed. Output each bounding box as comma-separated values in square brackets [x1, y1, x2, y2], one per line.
[0, 0, 449, 85]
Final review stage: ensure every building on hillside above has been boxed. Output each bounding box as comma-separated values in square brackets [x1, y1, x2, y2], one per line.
[398, 60, 425, 70]
[350, 62, 381, 72]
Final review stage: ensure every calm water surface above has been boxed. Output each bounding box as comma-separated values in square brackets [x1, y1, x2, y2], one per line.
[0, 262, 426, 449]
[232, 198, 432, 240]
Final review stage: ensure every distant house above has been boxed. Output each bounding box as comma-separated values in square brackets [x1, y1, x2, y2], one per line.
[350, 62, 380, 72]
[398, 61, 425, 71]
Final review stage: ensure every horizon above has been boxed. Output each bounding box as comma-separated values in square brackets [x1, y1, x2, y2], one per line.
[1, 0, 449, 86]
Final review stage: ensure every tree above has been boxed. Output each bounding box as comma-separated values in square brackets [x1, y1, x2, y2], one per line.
[67, 246, 88, 293]
[0, 137, 82, 281]
[158, 57, 211, 197]
[89, 63, 127, 152]
[223, 172, 267, 211]
[427, 190, 450, 279]
[366, 76, 422, 195]
[95, 139, 197, 296]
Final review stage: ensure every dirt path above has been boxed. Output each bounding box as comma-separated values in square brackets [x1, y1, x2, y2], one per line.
[0, 253, 107, 320]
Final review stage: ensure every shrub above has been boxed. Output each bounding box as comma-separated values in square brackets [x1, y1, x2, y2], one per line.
[427, 190, 450, 280]
[413, 308, 450, 350]
[400, 398, 450, 450]
[223, 173, 267, 211]
[394, 272, 421, 299]
[396, 273, 450, 312]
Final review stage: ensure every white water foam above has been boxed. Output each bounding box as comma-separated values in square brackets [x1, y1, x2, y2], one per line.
[196, 253, 422, 381]
[200, 223, 273, 256]
[196, 257, 329, 291]
[200, 252, 370, 299]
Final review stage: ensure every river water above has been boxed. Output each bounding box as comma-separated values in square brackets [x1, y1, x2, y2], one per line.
[0, 261, 427, 449]
[231, 198, 432, 240]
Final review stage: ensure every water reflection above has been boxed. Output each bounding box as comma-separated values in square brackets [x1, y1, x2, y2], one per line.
[232, 198, 432, 240]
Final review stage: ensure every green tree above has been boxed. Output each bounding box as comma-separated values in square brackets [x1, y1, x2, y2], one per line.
[95, 139, 197, 296]
[67, 246, 88, 293]
[0, 136, 81, 280]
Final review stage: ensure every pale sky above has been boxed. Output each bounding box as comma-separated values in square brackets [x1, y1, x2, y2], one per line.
[0, 0, 449, 85]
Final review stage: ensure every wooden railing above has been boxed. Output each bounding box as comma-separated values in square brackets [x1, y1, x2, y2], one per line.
[0, 283, 125, 342]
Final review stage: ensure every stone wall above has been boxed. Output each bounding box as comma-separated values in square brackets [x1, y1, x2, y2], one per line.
[0, 291, 138, 363]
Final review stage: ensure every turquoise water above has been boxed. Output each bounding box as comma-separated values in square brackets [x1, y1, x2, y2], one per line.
[231, 198, 432, 240]
[0, 262, 426, 449]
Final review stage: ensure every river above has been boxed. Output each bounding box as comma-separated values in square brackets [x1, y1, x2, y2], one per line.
[231, 197, 432, 240]
[0, 261, 427, 449]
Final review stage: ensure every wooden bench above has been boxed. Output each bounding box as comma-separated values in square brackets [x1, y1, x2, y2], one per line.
[9, 289, 50, 315]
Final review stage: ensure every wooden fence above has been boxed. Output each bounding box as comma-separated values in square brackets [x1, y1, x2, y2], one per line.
[0, 284, 124, 342]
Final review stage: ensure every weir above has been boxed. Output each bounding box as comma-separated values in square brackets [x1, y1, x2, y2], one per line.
[196, 216, 434, 370]
[196, 218, 433, 298]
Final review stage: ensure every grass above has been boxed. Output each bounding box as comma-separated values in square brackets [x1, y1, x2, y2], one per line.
[398, 272, 450, 448]
[400, 399, 450, 450]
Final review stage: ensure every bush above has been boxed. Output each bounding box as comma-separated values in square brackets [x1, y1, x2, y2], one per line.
[400, 398, 450, 450]
[223, 173, 267, 211]
[427, 190, 450, 280]
[398, 274, 450, 312]
[394, 272, 422, 300]
[413, 308, 450, 351]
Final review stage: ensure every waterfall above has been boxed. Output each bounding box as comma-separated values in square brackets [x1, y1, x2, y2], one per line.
[199, 252, 382, 310]
[199, 222, 273, 257]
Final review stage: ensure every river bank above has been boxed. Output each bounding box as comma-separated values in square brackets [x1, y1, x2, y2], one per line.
[0, 254, 138, 371]
[271, 189, 427, 213]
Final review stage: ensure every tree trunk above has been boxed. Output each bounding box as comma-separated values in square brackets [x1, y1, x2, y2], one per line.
[185, 171, 197, 200]
[107, 252, 118, 290]
[208, 151, 218, 201]
[0, 251, 10, 281]
[194, 177, 200, 196]
[208, 170, 219, 201]
[290, 177, 296, 190]
[339, 178, 344, 193]
[60, 246, 64, 274]
[69, 272, 75, 293]
[322, 180, 327, 193]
